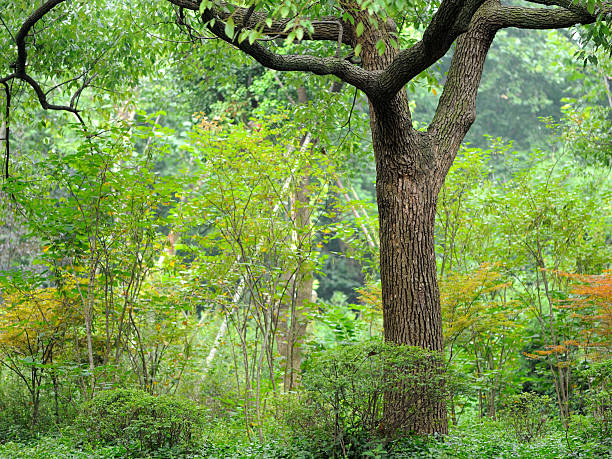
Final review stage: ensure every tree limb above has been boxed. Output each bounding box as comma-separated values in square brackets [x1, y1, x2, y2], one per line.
[524, 0, 592, 19]
[1, 81, 10, 179]
[428, 0, 606, 181]
[484, 3, 608, 29]
[376, 0, 487, 99]
[429, 11, 496, 182]
[199, 8, 378, 95]
[167, 0, 353, 44]
[14, 0, 67, 74]
[2, 0, 87, 125]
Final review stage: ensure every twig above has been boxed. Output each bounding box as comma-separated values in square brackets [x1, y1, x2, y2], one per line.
[1, 81, 10, 179]
[0, 13, 15, 42]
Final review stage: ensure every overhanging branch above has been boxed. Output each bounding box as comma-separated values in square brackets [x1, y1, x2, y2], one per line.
[199, 8, 378, 95]
[14, 0, 67, 74]
[524, 0, 592, 19]
[428, 0, 608, 179]
[2, 0, 89, 126]
[485, 4, 604, 29]
[167, 0, 353, 44]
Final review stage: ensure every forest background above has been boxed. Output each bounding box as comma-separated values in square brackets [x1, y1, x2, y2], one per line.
[0, 0, 611, 457]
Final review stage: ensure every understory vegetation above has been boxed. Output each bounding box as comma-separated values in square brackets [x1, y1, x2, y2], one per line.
[1, 0, 612, 457]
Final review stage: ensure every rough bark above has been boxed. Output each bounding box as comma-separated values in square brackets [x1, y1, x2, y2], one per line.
[369, 94, 446, 433]
[364, 5, 497, 434]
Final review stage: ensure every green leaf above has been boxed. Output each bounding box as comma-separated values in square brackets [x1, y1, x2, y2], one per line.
[586, 0, 595, 14]
[224, 18, 235, 39]
[287, 30, 296, 44]
[376, 39, 386, 56]
[354, 43, 362, 57]
[356, 21, 365, 37]
[248, 29, 258, 45]
[199, 0, 212, 14]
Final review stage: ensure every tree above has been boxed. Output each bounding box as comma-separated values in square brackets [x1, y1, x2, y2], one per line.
[0, 283, 80, 427]
[1, 0, 611, 434]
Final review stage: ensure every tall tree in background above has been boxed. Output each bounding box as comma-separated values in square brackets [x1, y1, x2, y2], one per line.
[1, 0, 611, 434]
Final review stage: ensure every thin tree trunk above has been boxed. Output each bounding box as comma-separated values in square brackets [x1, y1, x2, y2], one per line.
[277, 86, 317, 391]
[283, 170, 314, 391]
[335, 176, 377, 249]
[203, 136, 310, 374]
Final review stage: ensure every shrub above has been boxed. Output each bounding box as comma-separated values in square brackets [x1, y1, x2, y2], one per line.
[283, 339, 452, 457]
[581, 359, 612, 438]
[500, 392, 551, 443]
[74, 388, 206, 452]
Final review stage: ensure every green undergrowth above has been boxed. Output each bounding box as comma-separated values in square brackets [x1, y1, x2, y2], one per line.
[1, 421, 610, 458]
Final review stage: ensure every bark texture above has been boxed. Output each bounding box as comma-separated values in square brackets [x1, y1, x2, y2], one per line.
[363, 5, 497, 434]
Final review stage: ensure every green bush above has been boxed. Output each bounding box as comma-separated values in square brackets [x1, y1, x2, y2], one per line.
[283, 340, 452, 457]
[584, 360, 612, 438]
[74, 388, 206, 452]
[557, 360, 612, 454]
[500, 392, 551, 443]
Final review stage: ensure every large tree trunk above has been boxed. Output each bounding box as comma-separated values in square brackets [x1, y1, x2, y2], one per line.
[351, 7, 449, 434]
[357, 6, 495, 433]
[369, 92, 447, 434]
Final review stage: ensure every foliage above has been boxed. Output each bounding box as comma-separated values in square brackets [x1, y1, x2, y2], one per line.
[557, 271, 612, 358]
[440, 263, 521, 419]
[0, 283, 80, 357]
[579, 359, 612, 438]
[309, 291, 380, 349]
[74, 388, 206, 452]
[283, 340, 452, 456]
[3, 417, 612, 458]
[500, 392, 552, 443]
[0, 283, 82, 427]
[1, 0, 611, 449]
[441, 263, 513, 352]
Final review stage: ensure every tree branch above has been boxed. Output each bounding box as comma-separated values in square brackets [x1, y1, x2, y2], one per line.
[167, 0, 353, 44]
[1, 81, 10, 179]
[376, 0, 487, 99]
[1, 0, 87, 126]
[14, 0, 67, 74]
[428, 0, 607, 182]
[524, 0, 592, 19]
[429, 12, 496, 183]
[484, 3, 607, 29]
[199, 8, 378, 95]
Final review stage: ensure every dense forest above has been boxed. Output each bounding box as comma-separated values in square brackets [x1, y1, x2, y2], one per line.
[0, 0, 611, 457]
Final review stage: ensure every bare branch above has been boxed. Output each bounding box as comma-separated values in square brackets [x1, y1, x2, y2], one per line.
[524, 0, 592, 19]
[484, 3, 608, 29]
